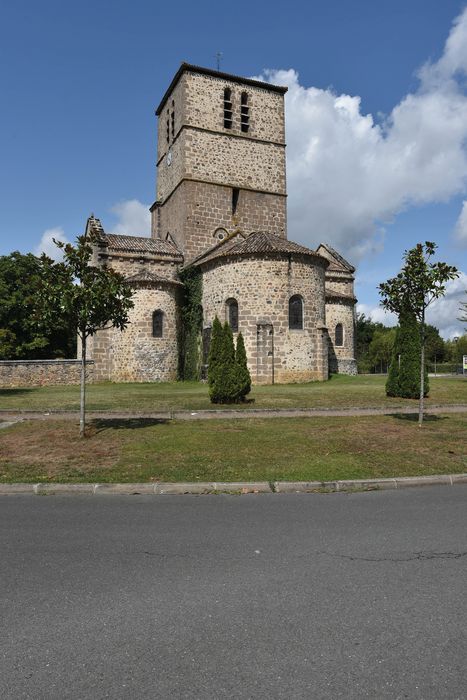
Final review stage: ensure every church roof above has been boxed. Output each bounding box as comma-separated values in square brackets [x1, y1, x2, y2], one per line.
[125, 270, 183, 286]
[316, 243, 355, 273]
[98, 233, 183, 260]
[192, 231, 329, 267]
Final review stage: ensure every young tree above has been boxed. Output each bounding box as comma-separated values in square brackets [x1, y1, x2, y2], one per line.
[37, 235, 134, 437]
[379, 242, 458, 425]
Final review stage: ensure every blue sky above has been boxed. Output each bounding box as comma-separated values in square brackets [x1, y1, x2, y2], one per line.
[1, 0, 466, 336]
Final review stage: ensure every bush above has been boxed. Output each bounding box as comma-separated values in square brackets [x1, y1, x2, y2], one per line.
[236, 332, 251, 400]
[208, 319, 251, 403]
[386, 312, 429, 398]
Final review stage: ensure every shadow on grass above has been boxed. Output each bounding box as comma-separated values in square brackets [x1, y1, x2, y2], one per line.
[0, 388, 34, 397]
[91, 418, 170, 433]
[390, 413, 447, 423]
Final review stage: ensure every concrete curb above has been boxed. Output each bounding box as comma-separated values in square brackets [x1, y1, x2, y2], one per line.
[0, 474, 466, 495]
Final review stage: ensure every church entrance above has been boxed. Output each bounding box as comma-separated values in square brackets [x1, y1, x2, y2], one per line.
[256, 323, 274, 384]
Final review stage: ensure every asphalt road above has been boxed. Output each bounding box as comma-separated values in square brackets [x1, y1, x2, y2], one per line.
[1, 488, 466, 699]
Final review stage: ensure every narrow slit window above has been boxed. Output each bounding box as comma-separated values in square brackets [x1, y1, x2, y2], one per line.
[224, 87, 232, 129]
[226, 298, 239, 332]
[152, 310, 164, 338]
[232, 188, 239, 215]
[335, 323, 344, 347]
[289, 295, 303, 330]
[166, 112, 170, 143]
[240, 92, 249, 133]
[171, 100, 175, 138]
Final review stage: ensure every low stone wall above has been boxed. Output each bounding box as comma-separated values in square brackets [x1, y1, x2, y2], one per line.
[0, 360, 94, 388]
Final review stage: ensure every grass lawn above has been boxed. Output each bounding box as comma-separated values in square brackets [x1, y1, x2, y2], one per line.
[0, 413, 465, 483]
[0, 374, 466, 413]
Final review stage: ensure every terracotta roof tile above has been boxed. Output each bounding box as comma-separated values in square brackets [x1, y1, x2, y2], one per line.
[193, 231, 329, 267]
[125, 270, 183, 286]
[99, 233, 183, 260]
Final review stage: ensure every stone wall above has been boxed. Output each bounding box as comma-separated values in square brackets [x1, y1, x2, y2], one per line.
[156, 180, 287, 262]
[88, 284, 179, 382]
[0, 359, 93, 388]
[201, 254, 329, 383]
[325, 298, 357, 374]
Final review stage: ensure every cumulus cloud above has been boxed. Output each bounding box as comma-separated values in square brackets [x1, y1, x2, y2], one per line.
[255, 8, 467, 260]
[357, 272, 467, 339]
[110, 199, 151, 237]
[454, 200, 467, 244]
[34, 227, 70, 260]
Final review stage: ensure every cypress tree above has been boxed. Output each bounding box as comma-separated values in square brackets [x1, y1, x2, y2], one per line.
[386, 325, 401, 397]
[386, 311, 429, 398]
[235, 332, 251, 400]
[208, 316, 223, 389]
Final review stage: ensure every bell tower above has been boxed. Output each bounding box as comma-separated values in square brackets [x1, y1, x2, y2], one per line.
[150, 63, 288, 262]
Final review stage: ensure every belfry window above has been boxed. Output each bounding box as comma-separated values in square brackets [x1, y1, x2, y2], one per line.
[152, 310, 164, 338]
[240, 92, 249, 133]
[226, 298, 239, 332]
[335, 323, 344, 347]
[224, 88, 232, 129]
[289, 295, 303, 330]
[232, 188, 239, 215]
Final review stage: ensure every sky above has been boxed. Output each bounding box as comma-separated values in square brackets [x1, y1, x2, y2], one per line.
[1, 0, 467, 338]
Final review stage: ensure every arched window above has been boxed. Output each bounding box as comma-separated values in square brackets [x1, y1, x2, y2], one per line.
[289, 295, 303, 330]
[226, 298, 239, 332]
[223, 88, 232, 129]
[240, 92, 249, 132]
[335, 323, 344, 346]
[152, 310, 164, 338]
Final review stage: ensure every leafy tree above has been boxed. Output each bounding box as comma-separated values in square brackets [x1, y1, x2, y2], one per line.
[0, 251, 75, 359]
[424, 324, 445, 363]
[235, 332, 251, 400]
[379, 242, 458, 425]
[368, 327, 396, 373]
[37, 235, 134, 437]
[355, 313, 385, 373]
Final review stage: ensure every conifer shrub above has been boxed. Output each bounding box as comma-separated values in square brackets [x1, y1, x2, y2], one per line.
[386, 312, 429, 398]
[236, 332, 251, 400]
[208, 319, 251, 403]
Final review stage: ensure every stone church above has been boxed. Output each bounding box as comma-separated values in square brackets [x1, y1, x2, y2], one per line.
[87, 63, 357, 384]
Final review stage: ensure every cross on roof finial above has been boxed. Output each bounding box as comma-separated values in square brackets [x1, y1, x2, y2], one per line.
[216, 51, 223, 71]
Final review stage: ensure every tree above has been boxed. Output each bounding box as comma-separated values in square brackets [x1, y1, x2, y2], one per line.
[379, 242, 458, 425]
[0, 251, 75, 359]
[386, 312, 429, 398]
[208, 319, 251, 403]
[235, 332, 251, 400]
[355, 313, 386, 373]
[37, 235, 134, 437]
[459, 292, 467, 324]
[368, 327, 396, 373]
[424, 324, 445, 364]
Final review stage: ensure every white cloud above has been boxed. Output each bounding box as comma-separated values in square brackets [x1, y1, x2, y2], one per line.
[357, 272, 467, 339]
[110, 199, 150, 237]
[255, 8, 467, 260]
[34, 227, 70, 260]
[454, 200, 467, 244]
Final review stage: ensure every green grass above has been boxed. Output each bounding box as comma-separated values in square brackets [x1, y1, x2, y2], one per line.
[0, 413, 465, 483]
[1, 374, 466, 412]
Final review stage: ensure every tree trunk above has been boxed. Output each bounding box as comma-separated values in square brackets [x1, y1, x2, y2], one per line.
[80, 334, 86, 438]
[418, 310, 425, 427]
